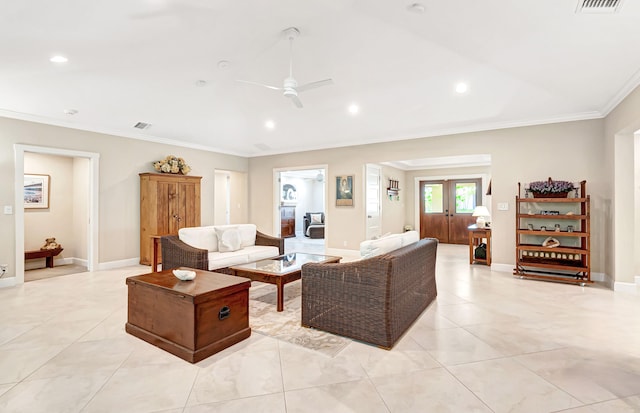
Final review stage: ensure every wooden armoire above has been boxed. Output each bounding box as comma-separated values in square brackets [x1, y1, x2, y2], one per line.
[139, 173, 202, 265]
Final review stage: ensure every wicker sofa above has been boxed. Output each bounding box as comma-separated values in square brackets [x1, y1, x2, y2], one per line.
[161, 224, 284, 271]
[301, 237, 438, 349]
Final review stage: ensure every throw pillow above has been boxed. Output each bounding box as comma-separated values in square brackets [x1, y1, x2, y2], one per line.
[310, 213, 323, 224]
[214, 227, 242, 252]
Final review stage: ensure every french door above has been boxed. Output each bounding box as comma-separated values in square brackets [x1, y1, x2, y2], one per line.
[419, 179, 482, 244]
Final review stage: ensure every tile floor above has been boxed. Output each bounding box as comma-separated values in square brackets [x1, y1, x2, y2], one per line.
[0, 244, 639, 412]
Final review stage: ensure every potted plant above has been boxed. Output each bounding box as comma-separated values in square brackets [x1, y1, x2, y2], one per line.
[527, 177, 575, 198]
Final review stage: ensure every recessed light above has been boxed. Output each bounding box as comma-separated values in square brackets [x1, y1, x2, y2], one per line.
[265, 120, 275, 129]
[50, 55, 68, 63]
[218, 60, 230, 69]
[63, 109, 78, 115]
[195, 80, 207, 87]
[348, 104, 359, 115]
[455, 82, 468, 94]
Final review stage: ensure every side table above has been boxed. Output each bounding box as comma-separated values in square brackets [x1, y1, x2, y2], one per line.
[468, 224, 491, 266]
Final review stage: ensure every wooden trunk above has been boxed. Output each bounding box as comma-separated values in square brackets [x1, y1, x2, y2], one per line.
[125, 269, 251, 363]
[139, 173, 202, 266]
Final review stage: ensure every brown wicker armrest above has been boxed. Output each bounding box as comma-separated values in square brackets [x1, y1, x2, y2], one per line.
[160, 235, 208, 271]
[256, 231, 284, 255]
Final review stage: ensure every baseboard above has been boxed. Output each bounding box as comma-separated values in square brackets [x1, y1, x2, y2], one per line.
[0, 276, 16, 288]
[97, 257, 142, 271]
[325, 247, 359, 261]
[635, 275, 640, 285]
[72, 257, 88, 267]
[614, 281, 638, 295]
[490, 263, 513, 273]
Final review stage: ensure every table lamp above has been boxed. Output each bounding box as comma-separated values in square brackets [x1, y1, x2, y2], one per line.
[472, 206, 491, 228]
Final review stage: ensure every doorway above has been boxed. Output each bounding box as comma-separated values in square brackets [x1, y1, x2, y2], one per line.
[365, 164, 382, 240]
[13, 144, 99, 285]
[273, 166, 327, 253]
[419, 178, 482, 244]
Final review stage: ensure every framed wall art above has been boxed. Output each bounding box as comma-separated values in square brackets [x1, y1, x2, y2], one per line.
[24, 174, 50, 209]
[336, 175, 354, 206]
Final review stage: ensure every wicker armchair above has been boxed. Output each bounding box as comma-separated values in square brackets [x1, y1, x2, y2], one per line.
[161, 231, 284, 272]
[301, 237, 438, 349]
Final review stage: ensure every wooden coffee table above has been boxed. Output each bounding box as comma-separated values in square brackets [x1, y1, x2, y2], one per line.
[229, 253, 341, 312]
[125, 268, 251, 363]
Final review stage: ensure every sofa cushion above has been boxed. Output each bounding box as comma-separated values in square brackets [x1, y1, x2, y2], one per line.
[179, 226, 218, 252]
[310, 213, 323, 224]
[245, 245, 280, 262]
[207, 249, 250, 270]
[215, 226, 242, 252]
[401, 230, 419, 246]
[360, 233, 404, 259]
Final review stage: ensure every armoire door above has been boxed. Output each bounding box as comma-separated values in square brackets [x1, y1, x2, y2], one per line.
[419, 179, 481, 244]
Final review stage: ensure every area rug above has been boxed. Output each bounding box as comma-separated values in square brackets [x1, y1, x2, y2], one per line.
[249, 280, 351, 357]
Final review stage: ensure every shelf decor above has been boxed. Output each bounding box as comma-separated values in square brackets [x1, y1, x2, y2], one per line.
[152, 155, 191, 175]
[387, 178, 400, 201]
[527, 177, 575, 198]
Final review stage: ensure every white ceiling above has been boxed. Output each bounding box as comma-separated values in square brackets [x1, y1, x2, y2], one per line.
[2, 0, 640, 158]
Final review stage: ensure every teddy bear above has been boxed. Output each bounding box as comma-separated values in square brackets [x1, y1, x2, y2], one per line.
[41, 238, 61, 250]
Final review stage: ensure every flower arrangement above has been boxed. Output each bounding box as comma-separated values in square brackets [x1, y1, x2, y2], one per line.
[528, 178, 574, 197]
[152, 155, 191, 175]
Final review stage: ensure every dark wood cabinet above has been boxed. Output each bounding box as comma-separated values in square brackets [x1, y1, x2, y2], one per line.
[281, 206, 296, 238]
[140, 173, 202, 265]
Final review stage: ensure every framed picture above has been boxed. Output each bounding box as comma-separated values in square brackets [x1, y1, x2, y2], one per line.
[336, 175, 354, 206]
[24, 174, 50, 209]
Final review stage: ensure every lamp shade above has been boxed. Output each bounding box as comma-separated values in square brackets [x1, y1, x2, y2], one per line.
[472, 206, 490, 217]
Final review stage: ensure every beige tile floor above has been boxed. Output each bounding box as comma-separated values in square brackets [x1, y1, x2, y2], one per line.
[1, 244, 639, 412]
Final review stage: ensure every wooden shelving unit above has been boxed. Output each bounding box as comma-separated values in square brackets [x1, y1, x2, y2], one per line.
[513, 180, 591, 285]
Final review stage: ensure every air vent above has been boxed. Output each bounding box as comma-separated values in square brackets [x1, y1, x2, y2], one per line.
[133, 122, 151, 130]
[576, 0, 624, 13]
[254, 143, 271, 151]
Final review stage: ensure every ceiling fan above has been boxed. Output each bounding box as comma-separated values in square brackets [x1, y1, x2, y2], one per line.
[237, 27, 333, 109]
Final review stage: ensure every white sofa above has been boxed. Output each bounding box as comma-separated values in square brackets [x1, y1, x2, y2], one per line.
[359, 231, 420, 259]
[161, 224, 283, 271]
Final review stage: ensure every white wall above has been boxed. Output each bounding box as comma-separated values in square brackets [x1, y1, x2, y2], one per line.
[249, 119, 606, 271]
[0, 116, 248, 280]
[73, 157, 90, 261]
[380, 165, 406, 234]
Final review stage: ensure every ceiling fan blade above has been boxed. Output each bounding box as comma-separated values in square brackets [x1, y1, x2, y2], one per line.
[297, 78, 334, 92]
[288, 94, 304, 108]
[236, 79, 282, 91]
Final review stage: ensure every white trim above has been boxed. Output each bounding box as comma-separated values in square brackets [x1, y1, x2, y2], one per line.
[0, 108, 604, 158]
[0, 277, 16, 288]
[97, 257, 141, 271]
[635, 275, 640, 285]
[490, 263, 513, 273]
[614, 281, 638, 295]
[273, 164, 328, 240]
[14, 144, 100, 285]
